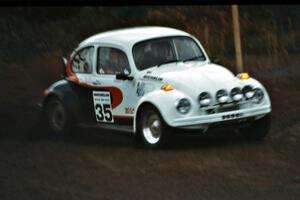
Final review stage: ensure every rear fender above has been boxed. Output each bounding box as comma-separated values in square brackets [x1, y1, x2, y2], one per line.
[43, 80, 81, 123]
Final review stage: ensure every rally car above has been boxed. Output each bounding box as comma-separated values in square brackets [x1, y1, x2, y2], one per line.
[41, 26, 271, 148]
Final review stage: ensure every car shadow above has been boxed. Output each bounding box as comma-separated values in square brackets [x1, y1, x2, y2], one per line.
[25, 122, 265, 150]
[163, 133, 263, 150]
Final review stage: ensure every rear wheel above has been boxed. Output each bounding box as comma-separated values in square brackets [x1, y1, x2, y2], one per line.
[137, 105, 169, 149]
[238, 114, 271, 140]
[44, 97, 71, 135]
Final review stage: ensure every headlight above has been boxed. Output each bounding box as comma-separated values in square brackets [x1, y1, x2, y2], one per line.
[199, 92, 212, 107]
[242, 85, 255, 99]
[253, 88, 264, 103]
[230, 87, 243, 102]
[216, 89, 229, 104]
[176, 98, 191, 114]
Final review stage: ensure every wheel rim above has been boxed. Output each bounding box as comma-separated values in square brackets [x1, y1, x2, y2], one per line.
[47, 101, 66, 132]
[142, 111, 162, 144]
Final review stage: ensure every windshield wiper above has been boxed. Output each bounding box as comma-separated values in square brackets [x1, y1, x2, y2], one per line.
[157, 59, 181, 67]
[183, 55, 205, 62]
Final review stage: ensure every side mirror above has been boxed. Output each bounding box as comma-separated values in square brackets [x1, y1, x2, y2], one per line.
[116, 73, 134, 81]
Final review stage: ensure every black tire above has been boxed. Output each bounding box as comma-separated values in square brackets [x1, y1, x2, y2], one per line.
[136, 105, 170, 149]
[44, 97, 72, 135]
[238, 114, 271, 140]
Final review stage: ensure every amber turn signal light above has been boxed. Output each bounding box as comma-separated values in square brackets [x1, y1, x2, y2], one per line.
[161, 84, 174, 91]
[238, 73, 250, 80]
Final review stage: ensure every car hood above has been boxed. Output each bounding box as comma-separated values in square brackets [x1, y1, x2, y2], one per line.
[142, 62, 242, 95]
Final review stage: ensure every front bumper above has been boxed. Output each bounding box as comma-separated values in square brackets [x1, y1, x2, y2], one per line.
[170, 104, 271, 129]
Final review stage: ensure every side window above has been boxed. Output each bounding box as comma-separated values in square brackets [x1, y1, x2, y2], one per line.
[97, 47, 131, 75]
[72, 46, 94, 73]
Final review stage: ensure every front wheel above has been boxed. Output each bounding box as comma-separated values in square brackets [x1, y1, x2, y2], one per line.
[238, 114, 271, 140]
[137, 105, 169, 149]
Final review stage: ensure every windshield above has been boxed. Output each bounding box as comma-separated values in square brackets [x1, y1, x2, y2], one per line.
[133, 36, 206, 70]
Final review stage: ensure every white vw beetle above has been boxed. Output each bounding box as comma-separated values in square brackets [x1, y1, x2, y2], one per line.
[42, 26, 271, 148]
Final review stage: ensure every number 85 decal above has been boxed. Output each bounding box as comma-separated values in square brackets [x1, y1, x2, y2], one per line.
[95, 104, 113, 122]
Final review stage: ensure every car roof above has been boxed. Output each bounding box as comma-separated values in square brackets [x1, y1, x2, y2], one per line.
[79, 26, 191, 47]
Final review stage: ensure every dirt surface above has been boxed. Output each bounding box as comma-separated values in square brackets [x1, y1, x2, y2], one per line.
[0, 59, 300, 199]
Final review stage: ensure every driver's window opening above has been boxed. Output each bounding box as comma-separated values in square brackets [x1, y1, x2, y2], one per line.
[97, 47, 131, 75]
[72, 47, 94, 74]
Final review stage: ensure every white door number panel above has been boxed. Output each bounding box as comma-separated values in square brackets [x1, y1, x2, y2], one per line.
[93, 91, 114, 123]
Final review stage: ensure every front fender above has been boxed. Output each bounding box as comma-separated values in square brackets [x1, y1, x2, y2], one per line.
[134, 89, 189, 132]
[242, 77, 271, 108]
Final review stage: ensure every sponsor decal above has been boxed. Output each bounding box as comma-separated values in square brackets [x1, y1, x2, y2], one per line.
[125, 107, 135, 114]
[86, 77, 101, 86]
[136, 81, 145, 97]
[93, 79, 102, 85]
[142, 75, 163, 81]
[93, 91, 114, 123]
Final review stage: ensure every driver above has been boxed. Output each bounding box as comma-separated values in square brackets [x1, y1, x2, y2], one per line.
[156, 42, 173, 63]
[109, 49, 119, 71]
[108, 49, 130, 74]
[99, 49, 120, 74]
[98, 48, 130, 75]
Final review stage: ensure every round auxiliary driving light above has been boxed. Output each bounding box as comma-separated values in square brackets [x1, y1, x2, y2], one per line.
[176, 98, 191, 114]
[199, 92, 212, 107]
[242, 85, 255, 99]
[253, 88, 264, 104]
[216, 89, 229, 104]
[230, 87, 243, 102]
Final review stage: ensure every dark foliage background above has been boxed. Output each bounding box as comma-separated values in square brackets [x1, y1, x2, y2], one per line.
[1, 6, 300, 71]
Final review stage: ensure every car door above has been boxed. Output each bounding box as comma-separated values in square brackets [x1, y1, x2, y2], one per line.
[89, 46, 137, 129]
